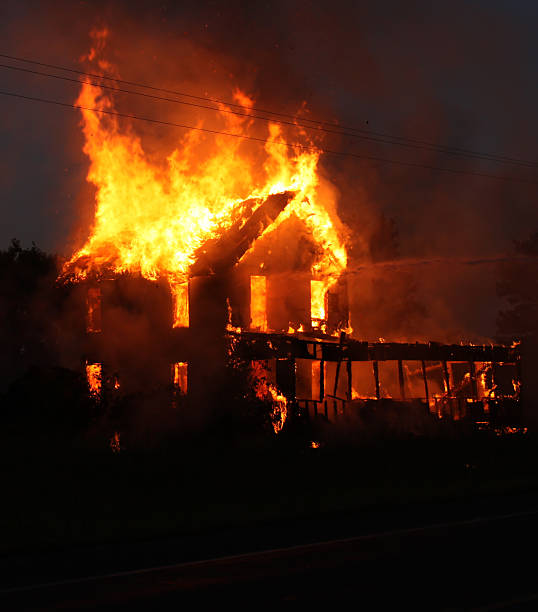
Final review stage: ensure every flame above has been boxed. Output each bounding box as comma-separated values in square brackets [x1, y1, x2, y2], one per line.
[512, 378, 521, 397]
[495, 426, 527, 436]
[63, 39, 348, 303]
[268, 385, 288, 434]
[250, 275, 267, 331]
[250, 360, 288, 434]
[172, 362, 188, 394]
[171, 282, 189, 328]
[479, 370, 487, 396]
[225, 298, 242, 333]
[310, 279, 326, 328]
[86, 362, 102, 398]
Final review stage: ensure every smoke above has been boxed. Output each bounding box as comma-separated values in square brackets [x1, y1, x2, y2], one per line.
[1, 0, 537, 340]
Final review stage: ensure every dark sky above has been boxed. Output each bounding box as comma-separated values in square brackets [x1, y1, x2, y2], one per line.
[0, 0, 537, 340]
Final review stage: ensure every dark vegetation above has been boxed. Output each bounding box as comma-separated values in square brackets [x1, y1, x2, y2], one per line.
[2, 423, 538, 557]
[1, 238, 538, 558]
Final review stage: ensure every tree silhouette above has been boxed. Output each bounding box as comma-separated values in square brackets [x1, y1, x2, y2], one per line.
[0, 239, 60, 386]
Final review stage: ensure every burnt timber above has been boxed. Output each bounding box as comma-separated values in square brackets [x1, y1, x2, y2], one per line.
[190, 191, 296, 276]
[77, 187, 522, 429]
[228, 332, 518, 364]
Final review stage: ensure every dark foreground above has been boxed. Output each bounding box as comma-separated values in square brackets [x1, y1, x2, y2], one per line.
[1, 429, 538, 609]
[3, 493, 538, 610]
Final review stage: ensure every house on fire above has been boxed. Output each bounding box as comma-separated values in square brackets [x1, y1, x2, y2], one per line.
[56, 59, 523, 436]
[72, 190, 521, 433]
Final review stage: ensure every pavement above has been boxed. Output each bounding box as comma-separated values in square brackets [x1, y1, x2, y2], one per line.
[2, 490, 538, 610]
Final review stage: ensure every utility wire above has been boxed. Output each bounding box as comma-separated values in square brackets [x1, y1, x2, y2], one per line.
[2, 61, 538, 170]
[1, 51, 537, 169]
[1, 87, 536, 186]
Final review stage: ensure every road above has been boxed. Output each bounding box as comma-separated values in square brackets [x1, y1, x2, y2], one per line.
[2, 493, 538, 610]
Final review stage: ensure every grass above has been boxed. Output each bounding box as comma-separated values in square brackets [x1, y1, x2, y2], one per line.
[1, 426, 538, 558]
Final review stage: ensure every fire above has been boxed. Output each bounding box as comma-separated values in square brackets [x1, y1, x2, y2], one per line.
[62, 34, 347, 314]
[310, 279, 326, 329]
[172, 362, 188, 394]
[171, 282, 189, 328]
[512, 378, 521, 397]
[250, 275, 267, 331]
[268, 385, 288, 434]
[86, 362, 102, 398]
[249, 360, 288, 434]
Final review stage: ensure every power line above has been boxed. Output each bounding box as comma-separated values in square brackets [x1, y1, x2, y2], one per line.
[1, 51, 537, 169]
[2, 61, 538, 170]
[2, 62, 538, 170]
[1, 87, 537, 185]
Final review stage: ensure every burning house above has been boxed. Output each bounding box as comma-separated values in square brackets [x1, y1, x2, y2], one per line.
[60, 47, 521, 438]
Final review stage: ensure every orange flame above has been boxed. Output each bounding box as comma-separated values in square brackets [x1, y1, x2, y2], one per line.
[310, 279, 327, 329]
[63, 37, 348, 307]
[172, 362, 188, 394]
[250, 360, 288, 434]
[250, 275, 267, 331]
[171, 282, 189, 328]
[86, 362, 102, 398]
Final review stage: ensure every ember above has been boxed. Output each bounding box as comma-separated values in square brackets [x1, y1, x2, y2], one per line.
[110, 431, 121, 453]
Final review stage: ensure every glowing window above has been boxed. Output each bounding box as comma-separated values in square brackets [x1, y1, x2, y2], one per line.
[250, 275, 267, 331]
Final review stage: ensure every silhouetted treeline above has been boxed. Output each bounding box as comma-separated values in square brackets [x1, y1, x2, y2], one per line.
[0, 240, 93, 437]
[0, 240, 280, 446]
[0, 239, 61, 385]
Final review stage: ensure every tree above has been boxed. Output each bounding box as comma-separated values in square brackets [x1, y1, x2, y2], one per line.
[0, 239, 60, 389]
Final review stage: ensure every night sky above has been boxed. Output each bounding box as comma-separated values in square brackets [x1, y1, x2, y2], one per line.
[1, 0, 537, 340]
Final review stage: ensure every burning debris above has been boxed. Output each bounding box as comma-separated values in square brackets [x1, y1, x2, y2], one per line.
[249, 360, 288, 434]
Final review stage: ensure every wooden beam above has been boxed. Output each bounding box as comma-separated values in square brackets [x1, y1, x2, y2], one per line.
[398, 359, 406, 400]
[373, 360, 380, 400]
[421, 360, 429, 402]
